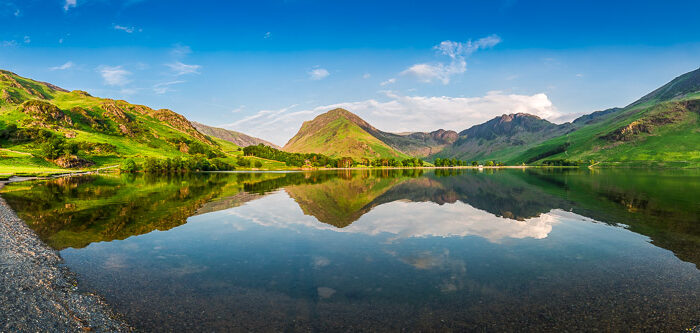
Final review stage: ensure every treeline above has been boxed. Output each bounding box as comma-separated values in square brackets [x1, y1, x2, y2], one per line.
[166, 137, 224, 159]
[243, 144, 426, 168]
[433, 158, 506, 167]
[541, 159, 584, 166]
[243, 144, 335, 167]
[120, 156, 235, 173]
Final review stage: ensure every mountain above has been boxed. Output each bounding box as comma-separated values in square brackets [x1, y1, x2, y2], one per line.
[508, 67, 700, 166]
[435, 113, 573, 162]
[368, 128, 458, 157]
[283, 108, 411, 159]
[0, 69, 225, 173]
[192, 121, 281, 149]
[283, 108, 457, 159]
[437, 67, 700, 166]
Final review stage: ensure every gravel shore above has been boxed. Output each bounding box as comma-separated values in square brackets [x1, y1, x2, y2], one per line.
[0, 182, 131, 332]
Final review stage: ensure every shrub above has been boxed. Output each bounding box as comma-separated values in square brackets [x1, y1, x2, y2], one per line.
[120, 159, 138, 173]
[254, 160, 263, 168]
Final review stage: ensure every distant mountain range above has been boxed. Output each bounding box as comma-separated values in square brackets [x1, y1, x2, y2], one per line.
[1, 66, 698, 170]
[283, 67, 700, 166]
[192, 121, 280, 149]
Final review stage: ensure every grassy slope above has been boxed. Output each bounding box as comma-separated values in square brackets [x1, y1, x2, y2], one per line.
[284, 111, 410, 160]
[509, 97, 700, 166]
[0, 72, 206, 170]
[0, 70, 294, 173]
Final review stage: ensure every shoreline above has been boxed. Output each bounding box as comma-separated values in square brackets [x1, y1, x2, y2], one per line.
[0, 181, 131, 332]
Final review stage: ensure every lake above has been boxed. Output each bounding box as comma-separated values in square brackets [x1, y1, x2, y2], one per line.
[1, 169, 698, 331]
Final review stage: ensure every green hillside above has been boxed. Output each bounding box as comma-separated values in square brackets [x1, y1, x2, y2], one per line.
[435, 67, 700, 167]
[283, 108, 410, 160]
[509, 68, 700, 167]
[0, 70, 290, 174]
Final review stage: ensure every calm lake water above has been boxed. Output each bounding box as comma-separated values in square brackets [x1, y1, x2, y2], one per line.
[2, 169, 699, 331]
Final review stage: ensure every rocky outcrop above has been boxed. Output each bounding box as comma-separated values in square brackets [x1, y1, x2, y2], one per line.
[0, 71, 48, 99]
[101, 101, 135, 136]
[151, 109, 212, 144]
[53, 155, 95, 169]
[601, 100, 700, 142]
[18, 100, 73, 128]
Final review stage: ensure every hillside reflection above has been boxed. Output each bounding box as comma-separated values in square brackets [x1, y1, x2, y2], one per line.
[1, 169, 698, 266]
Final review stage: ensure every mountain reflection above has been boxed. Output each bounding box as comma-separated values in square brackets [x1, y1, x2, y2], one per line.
[1, 169, 698, 267]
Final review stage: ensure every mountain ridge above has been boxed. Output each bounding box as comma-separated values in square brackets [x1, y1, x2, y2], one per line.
[192, 121, 280, 149]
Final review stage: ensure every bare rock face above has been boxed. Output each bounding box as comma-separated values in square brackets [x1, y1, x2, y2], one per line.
[19, 100, 73, 128]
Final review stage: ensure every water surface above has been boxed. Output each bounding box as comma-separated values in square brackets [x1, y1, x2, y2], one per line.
[2, 169, 698, 331]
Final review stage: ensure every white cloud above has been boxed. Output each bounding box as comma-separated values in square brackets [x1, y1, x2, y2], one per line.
[2, 40, 17, 47]
[58, 38, 64, 44]
[98, 66, 131, 86]
[13, 9, 20, 17]
[114, 25, 138, 33]
[362, 73, 371, 79]
[50, 61, 74, 71]
[153, 80, 185, 94]
[170, 44, 192, 58]
[64, 0, 76, 11]
[224, 192, 565, 243]
[308, 68, 329, 80]
[220, 90, 561, 146]
[264, 32, 271, 39]
[166, 61, 201, 75]
[23, 36, 30, 43]
[231, 105, 246, 113]
[402, 34, 501, 84]
[380, 78, 396, 86]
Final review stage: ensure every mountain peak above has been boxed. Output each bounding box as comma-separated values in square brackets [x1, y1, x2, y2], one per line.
[283, 108, 408, 159]
[497, 113, 542, 123]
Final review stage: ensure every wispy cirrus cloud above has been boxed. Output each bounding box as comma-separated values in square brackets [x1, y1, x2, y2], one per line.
[221, 90, 561, 146]
[166, 61, 201, 75]
[153, 80, 185, 94]
[308, 68, 329, 80]
[401, 34, 501, 84]
[114, 24, 140, 33]
[50, 61, 74, 71]
[98, 66, 132, 86]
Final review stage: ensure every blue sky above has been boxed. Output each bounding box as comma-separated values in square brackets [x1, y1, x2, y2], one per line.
[1, 0, 699, 144]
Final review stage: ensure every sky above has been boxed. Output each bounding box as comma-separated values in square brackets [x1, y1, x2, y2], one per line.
[1, 0, 699, 145]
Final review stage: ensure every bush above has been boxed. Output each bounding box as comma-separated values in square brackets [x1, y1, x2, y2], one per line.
[254, 160, 263, 168]
[120, 159, 138, 173]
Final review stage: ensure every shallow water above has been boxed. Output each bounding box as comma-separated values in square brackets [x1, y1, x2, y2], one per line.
[2, 169, 699, 331]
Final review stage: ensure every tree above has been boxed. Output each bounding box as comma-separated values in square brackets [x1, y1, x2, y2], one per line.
[40, 136, 66, 160]
[471, 161, 478, 166]
[254, 160, 263, 168]
[485, 160, 494, 166]
[120, 159, 138, 173]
